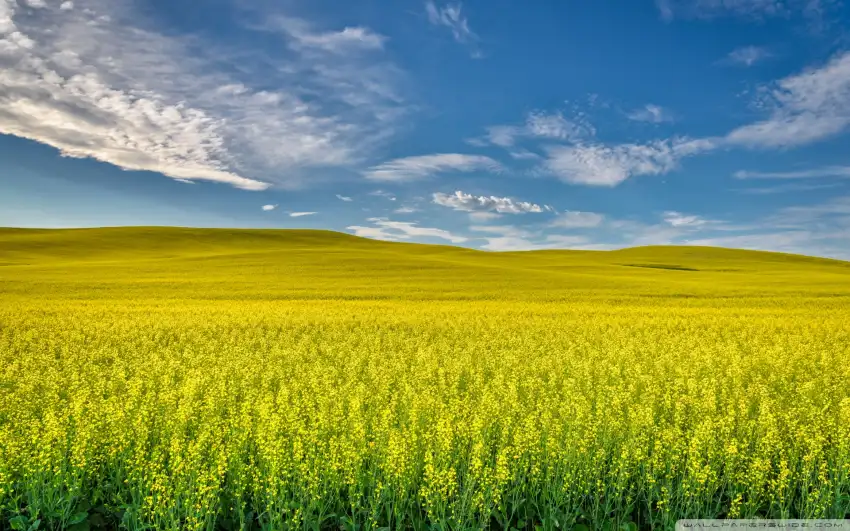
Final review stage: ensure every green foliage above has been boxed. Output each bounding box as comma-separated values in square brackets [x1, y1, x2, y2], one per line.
[1, 228, 849, 530]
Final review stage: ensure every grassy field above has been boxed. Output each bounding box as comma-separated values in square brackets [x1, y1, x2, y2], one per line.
[1, 227, 850, 531]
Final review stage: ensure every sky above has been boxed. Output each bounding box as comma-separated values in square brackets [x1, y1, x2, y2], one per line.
[2, 0, 850, 258]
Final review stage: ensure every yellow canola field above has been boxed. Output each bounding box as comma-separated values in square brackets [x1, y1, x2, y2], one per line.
[1, 228, 849, 530]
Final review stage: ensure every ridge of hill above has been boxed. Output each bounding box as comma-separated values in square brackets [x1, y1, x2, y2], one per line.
[2, 227, 849, 301]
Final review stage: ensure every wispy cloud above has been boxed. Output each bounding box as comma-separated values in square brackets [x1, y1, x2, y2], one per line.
[734, 166, 850, 179]
[432, 190, 550, 214]
[477, 233, 590, 251]
[425, 1, 479, 54]
[725, 51, 850, 148]
[393, 206, 418, 214]
[736, 182, 844, 194]
[478, 236, 571, 252]
[525, 111, 594, 140]
[543, 138, 715, 186]
[537, 51, 850, 187]
[271, 17, 386, 53]
[477, 111, 595, 148]
[550, 211, 605, 228]
[346, 225, 400, 241]
[725, 46, 772, 66]
[289, 211, 317, 217]
[627, 104, 674, 123]
[364, 154, 502, 182]
[469, 224, 597, 251]
[336, 194, 353, 202]
[484, 126, 519, 147]
[509, 149, 542, 161]
[262, 204, 278, 211]
[0, 0, 405, 190]
[663, 211, 711, 227]
[348, 217, 467, 243]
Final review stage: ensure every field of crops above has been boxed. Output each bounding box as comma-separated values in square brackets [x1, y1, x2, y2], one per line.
[2, 227, 850, 531]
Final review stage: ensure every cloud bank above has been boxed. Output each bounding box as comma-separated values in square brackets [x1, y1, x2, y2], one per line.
[0, 0, 404, 189]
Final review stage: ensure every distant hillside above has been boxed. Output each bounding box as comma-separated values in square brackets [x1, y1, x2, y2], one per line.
[2, 227, 849, 301]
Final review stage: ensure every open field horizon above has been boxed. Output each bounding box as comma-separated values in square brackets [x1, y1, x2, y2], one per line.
[2, 228, 850, 530]
[3, 226, 850, 301]
[5, 0, 850, 527]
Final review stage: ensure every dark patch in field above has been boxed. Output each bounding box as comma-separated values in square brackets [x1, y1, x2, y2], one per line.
[619, 263, 700, 272]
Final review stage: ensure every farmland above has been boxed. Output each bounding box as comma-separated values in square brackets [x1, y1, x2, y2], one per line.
[1, 227, 850, 530]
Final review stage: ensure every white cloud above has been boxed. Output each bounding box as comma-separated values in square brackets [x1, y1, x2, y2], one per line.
[289, 211, 317, 217]
[486, 126, 520, 147]
[725, 51, 850, 148]
[433, 190, 548, 214]
[336, 194, 353, 201]
[736, 182, 843, 194]
[479, 234, 589, 251]
[479, 237, 546, 251]
[349, 217, 467, 243]
[470, 224, 593, 251]
[509, 149, 542, 161]
[393, 206, 418, 214]
[479, 111, 595, 148]
[375, 219, 467, 242]
[537, 52, 850, 187]
[0, 0, 405, 190]
[364, 154, 502, 182]
[425, 1, 477, 44]
[261, 204, 278, 211]
[627, 104, 674, 123]
[725, 46, 771, 66]
[271, 17, 385, 53]
[550, 211, 605, 228]
[526, 111, 592, 140]
[663, 211, 710, 227]
[347, 225, 401, 241]
[59, 1, 74, 10]
[734, 166, 850, 179]
[543, 138, 715, 186]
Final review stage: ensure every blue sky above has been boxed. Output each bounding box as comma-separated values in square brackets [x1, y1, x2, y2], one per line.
[2, 0, 850, 258]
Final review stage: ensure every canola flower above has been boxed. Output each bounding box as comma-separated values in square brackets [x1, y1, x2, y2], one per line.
[1, 228, 849, 530]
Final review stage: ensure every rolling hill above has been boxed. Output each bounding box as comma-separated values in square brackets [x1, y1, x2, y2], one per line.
[2, 226, 849, 301]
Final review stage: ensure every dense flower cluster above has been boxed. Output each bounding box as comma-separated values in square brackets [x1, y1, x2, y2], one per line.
[1, 298, 849, 530]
